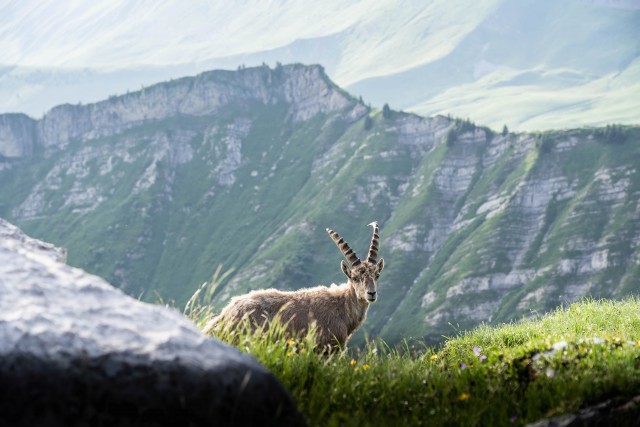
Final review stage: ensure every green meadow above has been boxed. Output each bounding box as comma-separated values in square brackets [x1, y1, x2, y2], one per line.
[185, 279, 640, 427]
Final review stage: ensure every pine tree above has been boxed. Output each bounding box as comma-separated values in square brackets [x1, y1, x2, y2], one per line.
[382, 103, 392, 119]
[364, 115, 373, 131]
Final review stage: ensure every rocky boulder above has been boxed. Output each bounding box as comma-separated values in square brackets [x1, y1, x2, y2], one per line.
[0, 218, 306, 426]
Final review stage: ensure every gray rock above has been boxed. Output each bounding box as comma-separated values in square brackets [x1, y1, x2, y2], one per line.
[0, 113, 37, 158]
[0, 219, 306, 426]
[0, 217, 67, 262]
[524, 395, 640, 427]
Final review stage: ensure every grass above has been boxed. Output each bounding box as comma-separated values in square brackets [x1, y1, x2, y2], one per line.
[188, 289, 640, 427]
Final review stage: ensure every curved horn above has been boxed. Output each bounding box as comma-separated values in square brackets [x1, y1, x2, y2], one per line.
[326, 228, 361, 267]
[366, 221, 380, 263]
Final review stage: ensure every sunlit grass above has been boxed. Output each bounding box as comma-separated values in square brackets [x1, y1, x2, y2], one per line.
[189, 282, 640, 427]
[183, 264, 234, 325]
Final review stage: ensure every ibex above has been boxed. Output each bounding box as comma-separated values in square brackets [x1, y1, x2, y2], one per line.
[204, 222, 384, 351]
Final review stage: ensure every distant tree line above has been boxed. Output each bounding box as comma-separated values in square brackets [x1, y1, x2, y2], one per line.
[364, 115, 374, 131]
[595, 124, 627, 145]
[382, 103, 392, 119]
[445, 117, 495, 145]
[446, 118, 475, 145]
[362, 103, 394, 131]
[536, 133, 554, 154]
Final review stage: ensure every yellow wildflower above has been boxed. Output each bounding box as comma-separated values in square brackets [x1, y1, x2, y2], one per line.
[430, 354, 438, 360]
[349, 359, 357, 366]
[363, 364, 370, 371]
[458, 393, 471, 401]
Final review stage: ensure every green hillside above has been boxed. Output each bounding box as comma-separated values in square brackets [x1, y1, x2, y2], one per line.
[1, 64, 639, 345]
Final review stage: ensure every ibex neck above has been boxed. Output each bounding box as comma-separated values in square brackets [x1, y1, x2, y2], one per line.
[345, 282, 369, 333]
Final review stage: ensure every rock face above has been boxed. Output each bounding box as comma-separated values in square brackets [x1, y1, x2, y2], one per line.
[524, 395, 640, 427]
[0, 217, 66, 261]
[1, 64, 364, 153]
[1, 63, 639, 345]
[0, 219, 306, 426]
[0, 113, 37, 158]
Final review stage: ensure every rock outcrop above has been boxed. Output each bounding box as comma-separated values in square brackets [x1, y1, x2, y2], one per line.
[0, 64, 366, 154]
[0, 113, 37, 159]
[0, 219, 306, 426]
[524, 395, 640, 427]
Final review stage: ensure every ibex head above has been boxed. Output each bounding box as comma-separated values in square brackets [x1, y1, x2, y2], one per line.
[327, 222, 384, 303]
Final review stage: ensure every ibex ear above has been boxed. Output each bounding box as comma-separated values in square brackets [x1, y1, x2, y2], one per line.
[340, 260, 352, 279]
[377, 258, 384, 273]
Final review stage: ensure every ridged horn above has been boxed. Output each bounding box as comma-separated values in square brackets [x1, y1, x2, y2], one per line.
[366, 221, 380, 263]
[326, 228, 361, 267]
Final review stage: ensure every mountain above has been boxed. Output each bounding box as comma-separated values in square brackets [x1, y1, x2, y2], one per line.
[1, 63, 639, 344]
[1, 0, 639, 131]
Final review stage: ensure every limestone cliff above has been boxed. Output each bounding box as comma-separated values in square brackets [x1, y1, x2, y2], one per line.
[0, 113, 37, 159]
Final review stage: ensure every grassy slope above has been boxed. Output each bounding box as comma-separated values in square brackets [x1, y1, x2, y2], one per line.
[195, 297, 640, 427]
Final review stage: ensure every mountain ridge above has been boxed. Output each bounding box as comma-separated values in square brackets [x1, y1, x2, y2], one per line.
[0, 64, 364, 157]
[1, 63, 639, 345]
